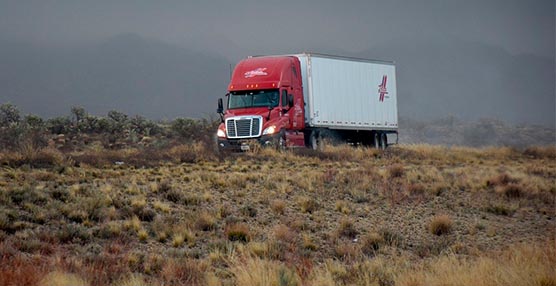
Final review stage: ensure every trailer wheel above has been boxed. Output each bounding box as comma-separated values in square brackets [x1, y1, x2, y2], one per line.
[373, 132, 380, 149]
[380, 133, 388, 150]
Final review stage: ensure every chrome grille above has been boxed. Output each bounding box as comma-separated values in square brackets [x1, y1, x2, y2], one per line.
[225, 116, 262, 139]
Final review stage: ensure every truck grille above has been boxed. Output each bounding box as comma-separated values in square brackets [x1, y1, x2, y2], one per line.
[226, 116, 262, 139]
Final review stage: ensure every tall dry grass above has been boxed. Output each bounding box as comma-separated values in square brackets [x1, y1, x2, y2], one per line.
[396, 241, 556, 286]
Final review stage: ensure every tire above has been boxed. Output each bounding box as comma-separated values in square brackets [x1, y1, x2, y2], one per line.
[277, 131, 286, 151]
[380, 133, 388, 150]
[309, 130, 320, 150]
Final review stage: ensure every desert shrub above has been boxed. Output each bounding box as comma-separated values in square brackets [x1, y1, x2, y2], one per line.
[272, 224, 296, 245]
[9, 187, 48, 206]
[161, 258, 206, 286]
[298, 196, 319, 214]
[195, 212, 216, 231]
[361, 232, 384, 256]
[500, 183, 523, 199]
[337, 219, 358, 239]
[429, 215, 453, 236]
[171, 118, 200, 141]
[0, 112, 39, 150]
[486, 173, 519, 187]
[107, 110, 129, 134]
[0, 103, 21, 126]
[46, 116, 72, 134]
[240, 204, 258, 217]
[157, 180, 172, 193]
[0, 255, 47, 286]
[407, 183, 426, 197]
[388, 164, 405, 178]
[57, 223, 92, 244]
[379, 227, 403, 247]
[25, 147, 65, 168]
[485, 204, 516, 216]
[171, 117, 220, 145]
[523, 146, 556, 159]
[96, 221, 123, 239]
[333, 244, 360, 261]
[165, 189, 186, 203]
[415, 238, 453, 257]
[0, 208, 18, 233]
[135, 207, 156, 222]
[270, 199, 286, 215]
[225, 223, 250, 243]
[302, 234, 318, 252]
[129, 115, 161, 136]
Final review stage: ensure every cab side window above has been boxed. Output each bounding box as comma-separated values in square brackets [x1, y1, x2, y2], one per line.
[282, 90, 288, 107]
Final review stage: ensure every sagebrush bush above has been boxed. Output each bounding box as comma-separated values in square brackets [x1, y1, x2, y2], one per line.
[161, 258, 206, 285]
[337, 219, 358, 239]
[298, 196, 319, 214]
[225, 223, 250, 243]
[361, 232, 384, 255]
[486, 173, 519, 187]
[388, 164, 405, 178]
[270, 199, 286, 215]
[500, 183, 523, 198]
[333, 244, 360, 261]
[429, 215, 453, 236]
[195, 212, 216, 231]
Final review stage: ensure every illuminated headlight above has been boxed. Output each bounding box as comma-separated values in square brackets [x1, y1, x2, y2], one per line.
[216, 129, 226, 138]
[262, 125, 277, 135]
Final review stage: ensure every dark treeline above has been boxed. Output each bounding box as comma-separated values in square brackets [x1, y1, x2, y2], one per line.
[0, 103, 219, 151]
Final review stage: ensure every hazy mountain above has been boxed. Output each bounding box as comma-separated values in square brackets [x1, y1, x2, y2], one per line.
[0, 33, 231, 119]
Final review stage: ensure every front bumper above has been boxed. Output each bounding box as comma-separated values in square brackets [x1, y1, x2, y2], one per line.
[217, 134, 282, 151]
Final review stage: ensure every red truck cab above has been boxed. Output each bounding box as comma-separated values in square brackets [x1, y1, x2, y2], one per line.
[216, 56, 306, 151]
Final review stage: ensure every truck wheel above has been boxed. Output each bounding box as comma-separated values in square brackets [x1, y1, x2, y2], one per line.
[277, 131, 286, 151]
[309, 131, 321, 150]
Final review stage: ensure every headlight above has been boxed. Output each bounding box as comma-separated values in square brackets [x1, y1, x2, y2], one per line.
[262, 125, 277, 135]
[216, 129, 226, 138]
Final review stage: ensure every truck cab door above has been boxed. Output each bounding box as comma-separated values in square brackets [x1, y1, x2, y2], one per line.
[290, 61, 305, 130]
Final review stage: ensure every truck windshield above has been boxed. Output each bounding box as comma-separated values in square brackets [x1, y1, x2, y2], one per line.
[228, 89, 279, 109]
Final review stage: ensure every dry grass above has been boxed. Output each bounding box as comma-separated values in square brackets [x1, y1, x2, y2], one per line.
[0, 143, 554, 285]
[40, 271, 89, 286]
[396, 242, 556, 286]
[231, 257, 300, 286]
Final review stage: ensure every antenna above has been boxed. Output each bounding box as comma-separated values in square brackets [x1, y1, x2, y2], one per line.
[229, 64, 232, 79]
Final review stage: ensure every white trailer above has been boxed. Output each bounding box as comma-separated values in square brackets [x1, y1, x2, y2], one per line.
[297, 53, 398, 148]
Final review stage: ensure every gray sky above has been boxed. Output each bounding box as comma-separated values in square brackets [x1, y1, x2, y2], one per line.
[0, 0, 554, 126]
[1, 0, 553, 59]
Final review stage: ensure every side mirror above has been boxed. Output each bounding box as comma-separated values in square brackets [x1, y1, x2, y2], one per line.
[217, 98, 224, 114]
[288, 94, 294, 108]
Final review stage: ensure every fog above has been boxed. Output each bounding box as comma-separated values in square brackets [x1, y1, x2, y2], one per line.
[0, 0, 554, 127]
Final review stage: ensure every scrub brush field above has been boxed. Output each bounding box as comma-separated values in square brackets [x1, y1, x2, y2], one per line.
[0, 144, 554, 286]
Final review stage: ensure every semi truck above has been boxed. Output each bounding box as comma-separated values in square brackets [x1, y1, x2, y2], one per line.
[216, 53, 398, 151]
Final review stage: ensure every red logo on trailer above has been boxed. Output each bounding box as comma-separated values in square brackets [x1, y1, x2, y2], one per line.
[378, 75, 388, 102]
[244, 68, 268, 78]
